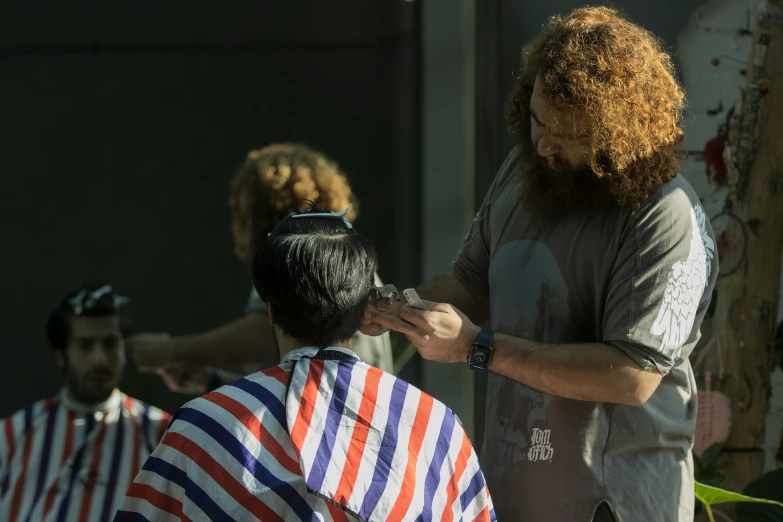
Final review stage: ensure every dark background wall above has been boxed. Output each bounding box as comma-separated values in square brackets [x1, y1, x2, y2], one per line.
[0, 1, 420, 417]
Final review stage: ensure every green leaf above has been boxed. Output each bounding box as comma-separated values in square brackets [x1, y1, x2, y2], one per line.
[699, 471, 725, 487]
[695, 482, 783, 507]
[701, 443, 723, 466]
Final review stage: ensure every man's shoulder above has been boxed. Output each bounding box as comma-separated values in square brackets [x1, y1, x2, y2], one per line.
[330, 359, 465, 433]
[240, 365, 292, 395]
[288, 359, 485, 522]
[173, 367, 291, 433]
[640, 173, 702, 215]
[494, 145, 524, 188]
[1, 395, 57, 425]
[0, 396, 59, 454]
[629, 173, 712, 239]
[630, 172, 718, 285]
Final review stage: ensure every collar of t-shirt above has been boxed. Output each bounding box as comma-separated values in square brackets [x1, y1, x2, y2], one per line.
[280, 346, 360, 365]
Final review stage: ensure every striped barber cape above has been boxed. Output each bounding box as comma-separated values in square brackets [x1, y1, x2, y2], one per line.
[115, 347, 496, 522]
[0, 389, 171, 522]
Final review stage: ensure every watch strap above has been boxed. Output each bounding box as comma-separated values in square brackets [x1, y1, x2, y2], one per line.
[468, 328, 495, 370]
[473, 328, 494, 349]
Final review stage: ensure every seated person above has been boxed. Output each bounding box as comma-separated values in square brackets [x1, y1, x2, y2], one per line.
[0, 284, 171, 522]
[115, 207, 496, 522]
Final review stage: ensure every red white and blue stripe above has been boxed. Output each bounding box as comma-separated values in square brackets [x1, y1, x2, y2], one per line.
[114, 347, 495, 522]
[0, 390, 170, 522]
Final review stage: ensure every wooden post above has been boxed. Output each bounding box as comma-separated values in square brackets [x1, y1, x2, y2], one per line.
[710, 16, 783, 514]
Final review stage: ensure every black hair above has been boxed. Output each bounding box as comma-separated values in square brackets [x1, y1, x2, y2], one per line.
[252, 204, 378, 348]
[46, 283, 132, 351]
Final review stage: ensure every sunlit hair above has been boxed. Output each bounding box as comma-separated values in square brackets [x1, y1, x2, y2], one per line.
[228, 143, 358, 260]
[506, 6, 686, 212]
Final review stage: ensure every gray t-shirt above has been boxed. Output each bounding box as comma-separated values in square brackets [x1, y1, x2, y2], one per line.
[454, 147, 717, 522]
[245, 273, 394, 373]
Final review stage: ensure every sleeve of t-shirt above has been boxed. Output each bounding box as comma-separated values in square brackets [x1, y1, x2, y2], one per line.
[245, 286, 268, 314]
[452, 147, 521, 294]
[602, 188, 717, 376]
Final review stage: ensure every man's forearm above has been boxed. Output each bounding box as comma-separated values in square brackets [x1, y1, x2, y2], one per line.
[170, 313, 276, 367]
[417, 270, 490, 325]
[489, 334, 662, 406]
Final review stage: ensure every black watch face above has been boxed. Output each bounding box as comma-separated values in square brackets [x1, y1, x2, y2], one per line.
[469, 345, 491, 368]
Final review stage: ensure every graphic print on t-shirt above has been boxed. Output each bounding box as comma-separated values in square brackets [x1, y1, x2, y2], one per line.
[650, 202, 716, 360]
[488, 380, 553, 463]
[489, 240, 569, 340]
[487, 240, 569, 465]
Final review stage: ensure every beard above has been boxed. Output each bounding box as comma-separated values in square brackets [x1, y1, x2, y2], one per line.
[516, 117, 616, 222]
[64, 362, 119, 404]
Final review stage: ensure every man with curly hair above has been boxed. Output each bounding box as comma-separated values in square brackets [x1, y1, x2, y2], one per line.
[128, 143, 393, 393]
[363, 7, 717, 521]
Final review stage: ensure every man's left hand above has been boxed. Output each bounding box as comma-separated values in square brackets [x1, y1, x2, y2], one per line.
[367, 300, 480, 364]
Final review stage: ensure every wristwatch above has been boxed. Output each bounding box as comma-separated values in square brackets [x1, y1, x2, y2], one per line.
[467, 328, 494, 370]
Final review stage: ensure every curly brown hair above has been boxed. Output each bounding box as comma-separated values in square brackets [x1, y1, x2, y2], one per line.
[229, 143, 358, 260]
[506, 6, 686, 211]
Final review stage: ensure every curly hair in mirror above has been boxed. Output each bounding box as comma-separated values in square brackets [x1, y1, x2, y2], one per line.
[228, 143, 358, 261]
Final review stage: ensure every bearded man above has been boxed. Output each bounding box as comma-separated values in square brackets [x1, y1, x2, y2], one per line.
[363, 7, 718, 522]
[0, 284, 170, 522]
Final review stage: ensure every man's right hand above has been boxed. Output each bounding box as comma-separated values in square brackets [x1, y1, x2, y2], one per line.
[127, 332, 177, 371]
[361, 284, 404, 336]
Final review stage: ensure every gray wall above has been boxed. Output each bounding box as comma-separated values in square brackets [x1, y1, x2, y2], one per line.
[421, 0, 477, 437]
[0, 1, 420, 416]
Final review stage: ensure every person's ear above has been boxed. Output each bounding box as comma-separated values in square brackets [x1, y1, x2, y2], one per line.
[267, 305, 276, 327]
